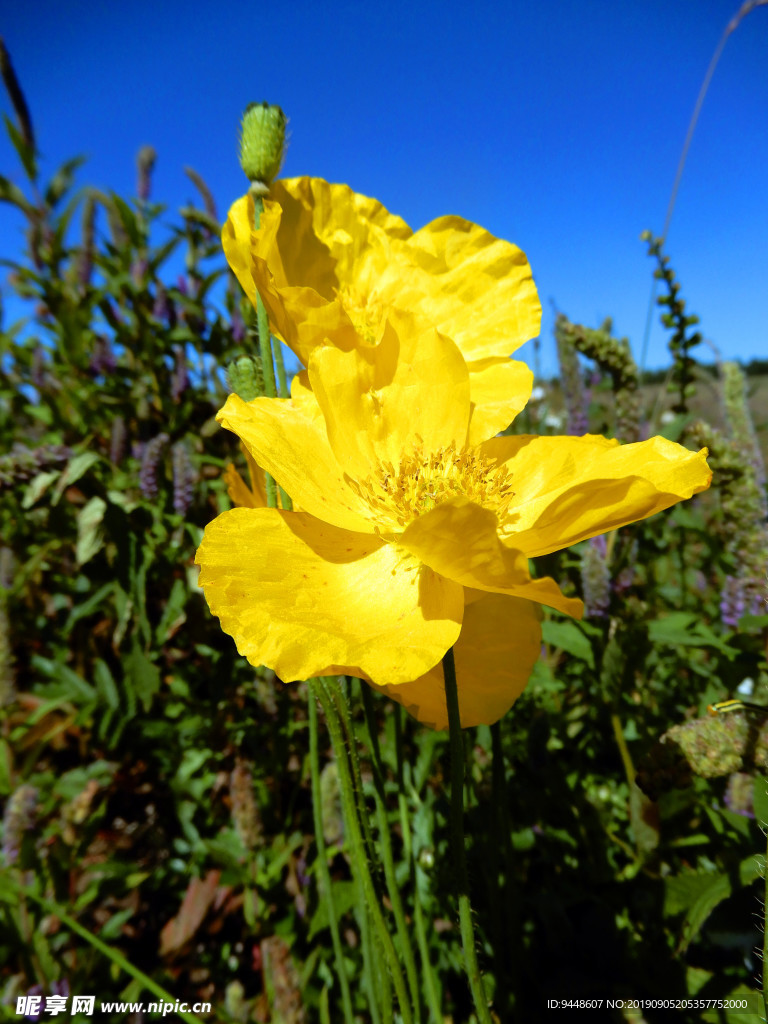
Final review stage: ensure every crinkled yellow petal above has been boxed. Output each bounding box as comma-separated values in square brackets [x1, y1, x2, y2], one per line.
[271, 177, 413, 287]
[397, 497, 582, 617]
[195, 507, 463, 684]
[308, 312, 470, 480]
[480, 434, 712, 558]
[381, 215, 542, 364]
[370, 593, 542, 729]
[467, 359, 534, 446]
[222, 179, 541, 368]
[216, 393, 374, 534]
[222, 180, 412, 363]
[222, 195, 355, 361]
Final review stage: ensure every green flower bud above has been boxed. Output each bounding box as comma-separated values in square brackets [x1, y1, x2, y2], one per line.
[239, 102, 286, 189]
[226, 355, 264, 401]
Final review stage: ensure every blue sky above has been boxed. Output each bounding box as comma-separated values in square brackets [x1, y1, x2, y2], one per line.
[1, 0, 766, 377]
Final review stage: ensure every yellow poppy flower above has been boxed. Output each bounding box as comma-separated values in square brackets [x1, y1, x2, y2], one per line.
[222, 176, 538, 443]
[196, 317, 711, 729]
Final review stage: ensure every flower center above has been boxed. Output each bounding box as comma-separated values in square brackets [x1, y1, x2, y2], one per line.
[336, 284, 383, 344]
[350, 440, 515, 530]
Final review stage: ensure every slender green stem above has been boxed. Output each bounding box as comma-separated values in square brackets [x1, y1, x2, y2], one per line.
[361, 685, 423, 1022]
[443, 647, 493, 1024]
[328, 678, 378, 869]
[5, 881, 201, 1023]
[311, 679, 413, 1023]
[360, 899, 384, 1024]
[763, 822, 768, 1011]
[308, 694, 355, 1024]
[273, 338, 289, 397]
[394, 706, 443, 1022]
[249, 191, 278, 509]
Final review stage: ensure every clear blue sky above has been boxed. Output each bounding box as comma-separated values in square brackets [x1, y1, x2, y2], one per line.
[1, 0, 766, 376]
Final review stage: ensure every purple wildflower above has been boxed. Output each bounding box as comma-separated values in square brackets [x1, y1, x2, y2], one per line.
[139, 432, 169, 500]
[171, 441, 195, 514]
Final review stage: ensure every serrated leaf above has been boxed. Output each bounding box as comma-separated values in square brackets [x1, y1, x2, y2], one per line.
[124, 641, 160, 712]
[667, 855, 765, 953]
[542, 619, 594, 668]
[76, 495, 106, 565]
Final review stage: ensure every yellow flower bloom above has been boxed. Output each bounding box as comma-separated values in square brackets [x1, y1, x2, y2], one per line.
[222, 176, 539, 443]
[196, 318, 711, 729]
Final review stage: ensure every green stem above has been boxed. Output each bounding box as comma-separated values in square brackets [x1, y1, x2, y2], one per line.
[5, 881, 201, 1023]
[763, 824, 768, 1012]
[273, 338, 289, 397]
[311, 679, 413, 1023]
[250, 191, 278, 509]
[361, 686, 423, 1022]
[327, 679, 378, 868]
[394, 706, 443, 1022]
[308, 694, 355, 1024]
[443, 647, 493, 1024]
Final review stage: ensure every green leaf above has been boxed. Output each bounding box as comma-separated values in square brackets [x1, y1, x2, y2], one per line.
[124, 641, 161, 712]
[93, 659, 120, 711]
[753, 774, 768, 826]
[21, 470, 60, 509]
[666, 855, 765, 953]
[308, 880, 357, 940]
[44, 155, 87, 208]
[30, 655, 97, 703]
[76, 495, 107, 565]
[542, 619, 594, 668]
[649, 612, 738, 658]
[110, 194, 142, 248]
[155, 578, 188, 646]
[0, 173, 32, 212]
[52, 451, 100, 504]
[0, 739, 13, 796]
[3, 115, 36, 180]
[64, 582, 115, 635]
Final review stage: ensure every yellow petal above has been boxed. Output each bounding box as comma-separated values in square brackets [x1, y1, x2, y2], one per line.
[308, 312, 470, 480]
[195, 508, 463, 684]
[216, 393, 374, 534]
[222, 180, 541, 368]
[481, 434, 712, 557]
[223, 463, 260, 509]
[222, 180, 412, 363]
[397, 497, 582, 617]
[467, 359, 534, 446]
[370, 594, 542, 729]
[384, 214, 542, 364]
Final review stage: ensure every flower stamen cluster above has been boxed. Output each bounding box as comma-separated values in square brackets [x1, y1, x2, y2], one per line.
[350, 440, 515, 530]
